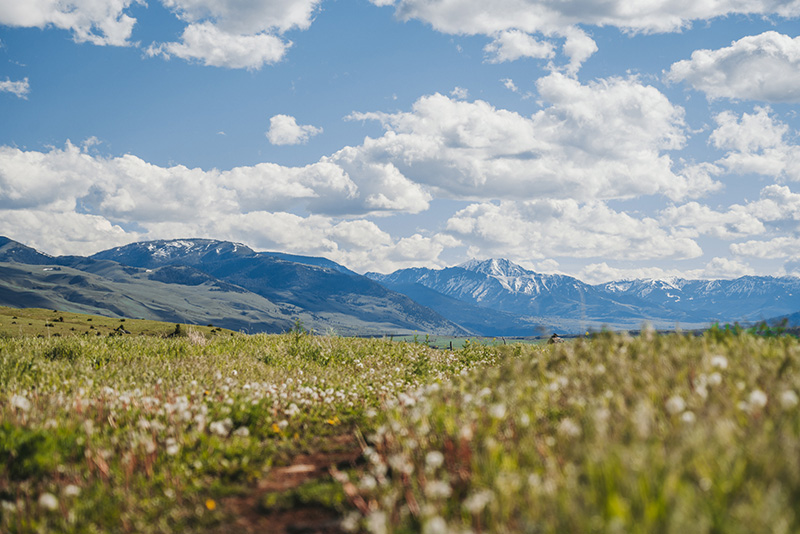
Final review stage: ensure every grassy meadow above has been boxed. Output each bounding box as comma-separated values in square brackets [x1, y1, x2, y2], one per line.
[2, 310, 800, 533]
[0, 306, 232, 339]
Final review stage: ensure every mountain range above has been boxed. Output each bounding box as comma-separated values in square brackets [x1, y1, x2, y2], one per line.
[0, 237, 464, 335]
[2, 236, 799, 336]
[367, 258, 800, 333]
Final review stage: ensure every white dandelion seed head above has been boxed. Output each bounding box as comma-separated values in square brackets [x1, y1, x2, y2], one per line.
[710, 355, 728, 370]
[489, 403, 506, 419]
[422, 516, 448, 534]
[10, 394, 31, 412]
[749, 389, 768, 409]
[366, 510, 388, 534]
[665, 396, 686, 415]
[424, 480, 452, 499]
[779, 390, 799, 410]
[464, 489, 494, 514]
[425, 451, 445, 471]
[557, 418, 581, 438]
[38, 493, 58, 511]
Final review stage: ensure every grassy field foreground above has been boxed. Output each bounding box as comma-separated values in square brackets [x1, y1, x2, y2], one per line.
[2, 327, 800, 533]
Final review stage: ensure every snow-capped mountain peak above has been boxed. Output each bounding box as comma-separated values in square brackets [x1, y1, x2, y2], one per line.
[458, 258, 530, 278]
[144, 238, 251, 259]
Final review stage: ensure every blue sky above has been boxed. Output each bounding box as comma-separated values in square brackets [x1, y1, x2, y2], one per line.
[2, 0, 800, 282]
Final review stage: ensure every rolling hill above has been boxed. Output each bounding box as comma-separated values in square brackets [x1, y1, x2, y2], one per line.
[0, 237, 467, 335]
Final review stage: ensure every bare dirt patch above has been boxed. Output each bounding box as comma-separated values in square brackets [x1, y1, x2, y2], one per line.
[215, 434, 362, 534]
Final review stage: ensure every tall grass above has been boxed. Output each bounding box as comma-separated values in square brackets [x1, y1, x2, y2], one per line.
[2, 329, 799, 533]
[343, 330, 800, 534]
[0, 333, 495, 533]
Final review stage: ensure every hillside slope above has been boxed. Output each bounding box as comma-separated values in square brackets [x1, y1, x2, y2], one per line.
[0, 237, 466, 335]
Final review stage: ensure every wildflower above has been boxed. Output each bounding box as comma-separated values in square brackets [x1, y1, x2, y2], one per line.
[425, 450, 445, 471]
[422, 516, 448, 534]
[779, 390, 799, 410]
[209, 418, 233, 437]
[165, 438, 180, 456]
[205, 499, 216, 511]
[388, 454, 414, 475]
[424, 480, 452, 499]
[366, 510, 388, 534]
[10, 394, 30, 412]
[557, 418, 581, 438]
[710, 355, 729, 370]
[665, 395, 686, 415]
[489, 403, 506, 419]
[341, 511, 361, 532]
[749, 389, 768, 409]
[359, 475, 378, 490]
[708, 372, 723, 386]
[38, 493, 58, 511]
[63, 485, 81, 497]
[681, 411, 696, 424]
[233, 426, 250, 437]
[463, 489, 494, 514]
[144, 439, 157, 454]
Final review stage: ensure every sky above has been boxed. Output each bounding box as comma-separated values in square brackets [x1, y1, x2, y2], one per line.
[1, 1, 800, 283]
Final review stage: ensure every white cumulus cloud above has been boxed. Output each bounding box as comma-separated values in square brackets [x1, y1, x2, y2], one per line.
[0, 141, 451, 270]
[731, 236, 800, 260]
[579, 257, 755, 284]
[0, 77, 30, 99]
[659, 202, 766, 240]
[0, 0, 139, 46]
[0, 209, 134, 257]
[444, 200, 702, 261]
[710, 107, 800, 180]
[266, 114, 323, 145]
[147, 22, 289, 69]
[372, 0, 800, 73]
[345, 73, 711, 202]
[483, 30, 555, 63]
[160, 0, 320, 33]
[0, 140, 426, 221]
[667, 31, 800, 102]
[746, 184, 800, 222]
[148, 0, 321, 68]
[372, 0, 800, 36]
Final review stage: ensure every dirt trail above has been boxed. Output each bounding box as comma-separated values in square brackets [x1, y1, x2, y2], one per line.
[214, 434, 362, 534]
